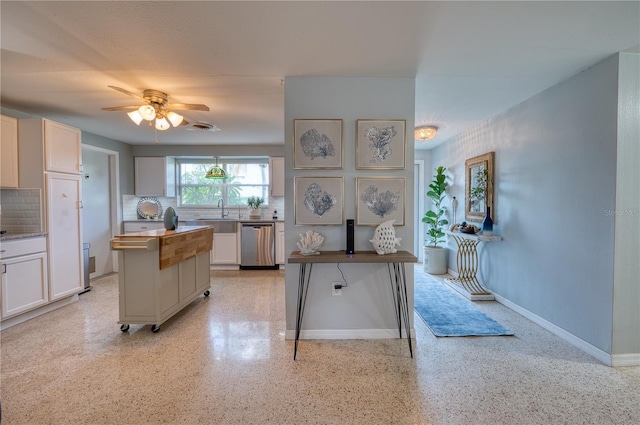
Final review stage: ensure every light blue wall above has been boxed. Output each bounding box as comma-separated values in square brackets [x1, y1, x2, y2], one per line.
[612, 52, 640, 356]
[432, 54, 634, 356]
[283, 76, 415, 337]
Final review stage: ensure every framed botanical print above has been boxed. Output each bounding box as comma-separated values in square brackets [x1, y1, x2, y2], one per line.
[356, 119, 406, 169]
[356, 177, 405, 226]
[294, 176, 344, 225]
[293, 119, 343, 169]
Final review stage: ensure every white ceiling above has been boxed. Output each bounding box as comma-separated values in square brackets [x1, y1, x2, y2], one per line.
[1, 1, 638, 150]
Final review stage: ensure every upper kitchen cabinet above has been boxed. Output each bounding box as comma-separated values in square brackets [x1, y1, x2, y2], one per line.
[135, 157, 176, 197]
[269, 157, 284, 197]
[1, 114, 19, 188]
[18, 118, 82, 176]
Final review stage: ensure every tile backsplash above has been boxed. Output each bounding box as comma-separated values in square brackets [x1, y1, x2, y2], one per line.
[122, 195, 285, 221]
[0, 188, 42, 233]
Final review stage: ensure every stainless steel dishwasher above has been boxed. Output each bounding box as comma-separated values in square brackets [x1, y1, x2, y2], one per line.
[240, 222, 277, 269]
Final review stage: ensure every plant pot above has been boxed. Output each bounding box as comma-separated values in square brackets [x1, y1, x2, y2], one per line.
[248, 208, 261, 219]
[424, 245, 447, 275]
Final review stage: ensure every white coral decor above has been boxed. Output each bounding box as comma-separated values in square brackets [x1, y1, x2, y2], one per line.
[370, 220, 402, 255]
[297, 230, 324, 255]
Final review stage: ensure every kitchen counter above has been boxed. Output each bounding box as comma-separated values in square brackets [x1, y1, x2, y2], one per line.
[0, 232, 48, 242]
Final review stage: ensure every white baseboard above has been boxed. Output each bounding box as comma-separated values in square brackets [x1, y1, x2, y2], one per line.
[1, 294, 79, 331]
[492, 292, 621, 366]
[611, 353, 640, 367]
[285, 328, 415, 340]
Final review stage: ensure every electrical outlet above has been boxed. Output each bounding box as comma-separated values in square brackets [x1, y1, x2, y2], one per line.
[332, 281, 342, 296]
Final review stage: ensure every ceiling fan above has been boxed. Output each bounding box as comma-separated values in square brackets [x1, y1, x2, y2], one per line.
[102, 85, 210, 131]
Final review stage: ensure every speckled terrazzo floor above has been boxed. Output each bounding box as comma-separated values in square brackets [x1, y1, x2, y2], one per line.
[1, 267, 639, 425]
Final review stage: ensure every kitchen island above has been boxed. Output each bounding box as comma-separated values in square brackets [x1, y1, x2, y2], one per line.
[110, 226, 213, 332]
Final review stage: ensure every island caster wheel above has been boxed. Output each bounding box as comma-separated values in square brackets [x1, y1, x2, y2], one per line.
[151, 324, 160, 333]
[204, 290, 210, 297]
[120, 324, 130, 332]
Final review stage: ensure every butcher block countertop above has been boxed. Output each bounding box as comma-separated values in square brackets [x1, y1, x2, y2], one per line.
[111, 225, 213, 270]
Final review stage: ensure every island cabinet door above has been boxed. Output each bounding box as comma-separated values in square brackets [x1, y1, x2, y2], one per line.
[178, 257, 197, 302]
[159, 264, 180, 316]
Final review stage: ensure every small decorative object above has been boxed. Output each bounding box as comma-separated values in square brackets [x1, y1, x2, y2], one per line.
[163, 207, 178, 230]
[272, 210, 278, 220]
[137, 197, 162, 219]
[297, 230, 324, 255]
[451, 196, 458, 224]
[459, 222, 480, 234]
[369, 219, 402, 255]
[247, 196, 264, 219]
[482, 206, 494, 236]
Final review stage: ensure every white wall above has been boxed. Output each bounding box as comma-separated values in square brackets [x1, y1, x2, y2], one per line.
[284, 77, 415, 338]
[433, 53, 639, 361]
[612, 52, 640, 358]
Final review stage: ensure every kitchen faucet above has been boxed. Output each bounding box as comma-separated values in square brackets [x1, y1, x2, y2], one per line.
[218, 199, 229, 218]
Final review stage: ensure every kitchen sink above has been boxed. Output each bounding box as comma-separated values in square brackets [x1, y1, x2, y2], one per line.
[184, 219, 237, 233]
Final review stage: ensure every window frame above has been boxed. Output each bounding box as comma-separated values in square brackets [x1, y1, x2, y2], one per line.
[176, 158, 270, 208]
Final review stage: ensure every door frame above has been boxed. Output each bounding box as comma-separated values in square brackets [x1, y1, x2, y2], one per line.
[414, 160, 425, 262]
[81, 145, 121, 272]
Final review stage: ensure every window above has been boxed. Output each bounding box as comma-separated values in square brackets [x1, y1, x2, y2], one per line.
[178, 159, 269, 207]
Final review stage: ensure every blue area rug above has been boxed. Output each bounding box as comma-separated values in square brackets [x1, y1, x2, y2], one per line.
[414, 272, 514, 337]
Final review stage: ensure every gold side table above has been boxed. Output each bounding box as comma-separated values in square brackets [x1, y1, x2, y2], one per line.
[445, 231, 502, 301]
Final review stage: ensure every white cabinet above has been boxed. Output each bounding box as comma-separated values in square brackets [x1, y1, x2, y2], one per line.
[276, 222, 285, 265]
[46, 173, 83, 300]
[135, 157, 176, 197]
[211, 233, 239, 264]
[1, 237, 48, 319]
[1, 114, 19, 188]
[44, 120, 82, 174]
[269, 157, 284, 197]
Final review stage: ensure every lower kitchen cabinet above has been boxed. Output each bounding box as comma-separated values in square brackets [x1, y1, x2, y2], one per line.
[1, 238, 49, 319]
[211, 233, 239, 265]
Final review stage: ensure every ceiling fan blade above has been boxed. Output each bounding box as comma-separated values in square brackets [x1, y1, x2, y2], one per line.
[166, 103, 210, 111]
[101, 105, 140, 111]
[107, 85, 147, 102]
[179, 119, 190, 126]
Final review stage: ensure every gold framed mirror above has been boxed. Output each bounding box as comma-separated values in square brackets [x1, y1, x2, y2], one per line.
[465, 151, 494, 222]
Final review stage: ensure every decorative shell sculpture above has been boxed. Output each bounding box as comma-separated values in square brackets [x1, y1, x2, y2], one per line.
[370, 219, 402, 255]
[297, 230, 324, 255]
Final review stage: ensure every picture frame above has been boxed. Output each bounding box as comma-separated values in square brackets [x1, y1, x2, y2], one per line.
[294, 176, 344, 225]
[465, 151, 495, 223]
[293, 119, 343, 169]
[356, 119, 406, 169]
[356, 177, 405, 226]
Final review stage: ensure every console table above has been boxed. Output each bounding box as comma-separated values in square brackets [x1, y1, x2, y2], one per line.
[445, 231, 502, 301]
[288, 250, 417, 360]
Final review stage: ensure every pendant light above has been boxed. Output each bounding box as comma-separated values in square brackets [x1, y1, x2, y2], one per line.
[205, 157, 227, 179]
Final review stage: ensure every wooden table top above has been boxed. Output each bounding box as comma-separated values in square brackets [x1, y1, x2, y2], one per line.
[288, 250, 417, 264]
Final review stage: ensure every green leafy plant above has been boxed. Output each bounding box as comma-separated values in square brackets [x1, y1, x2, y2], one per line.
[422, 166, 449, 247]
[247, 196, 265, 209]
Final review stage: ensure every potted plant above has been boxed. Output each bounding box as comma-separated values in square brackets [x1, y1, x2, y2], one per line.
[247, 196, 264, 219]
[422, 166, 449, 274]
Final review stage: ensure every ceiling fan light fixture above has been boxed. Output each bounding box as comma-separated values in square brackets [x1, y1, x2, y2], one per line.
[138, 104, 156, 121]
[166, 111, 184, 127]
[155, 117, 170, 131]
[415, 125, 438, 141]
[127, 110, 143, 125]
